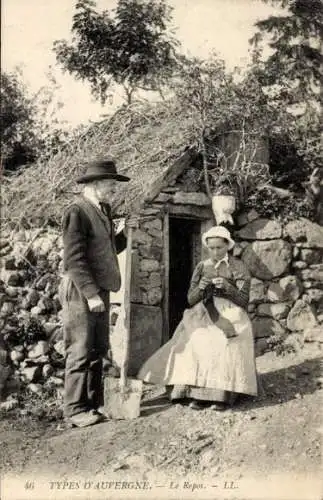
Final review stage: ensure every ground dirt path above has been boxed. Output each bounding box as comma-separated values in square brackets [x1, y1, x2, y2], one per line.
[1, 344, 322, 500]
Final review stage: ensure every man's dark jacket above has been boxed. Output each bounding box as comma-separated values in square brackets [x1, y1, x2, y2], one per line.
[62, 197, 127, 299]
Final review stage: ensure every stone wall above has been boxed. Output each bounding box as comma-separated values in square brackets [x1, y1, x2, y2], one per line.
[125, 207, 165, 373]
[233, 213, 323, 355]
[0, 207, 166, 397]
[0, 230, 64, 402]
[1, 212, 322, 401]
[131, 211, 164, 306]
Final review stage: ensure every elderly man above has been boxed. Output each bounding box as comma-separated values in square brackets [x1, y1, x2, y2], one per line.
[60, 158, 136, 427]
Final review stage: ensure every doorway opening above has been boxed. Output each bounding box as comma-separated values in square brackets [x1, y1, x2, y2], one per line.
[168, 216, 200, 337]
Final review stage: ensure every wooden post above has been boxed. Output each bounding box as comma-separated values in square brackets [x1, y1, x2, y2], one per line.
[119, 227, 133, 388]
[162, 211, 170, 344]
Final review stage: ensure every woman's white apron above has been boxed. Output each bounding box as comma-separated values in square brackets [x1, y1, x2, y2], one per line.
[138, 297, 258, 396]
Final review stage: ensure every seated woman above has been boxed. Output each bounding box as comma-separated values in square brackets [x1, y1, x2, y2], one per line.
[138, 226, 258, 410]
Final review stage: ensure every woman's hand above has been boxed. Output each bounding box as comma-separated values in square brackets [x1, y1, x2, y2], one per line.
[212, 277, 226, 290]
[212, 277, 233, 293]
[198, 277, 212, 290]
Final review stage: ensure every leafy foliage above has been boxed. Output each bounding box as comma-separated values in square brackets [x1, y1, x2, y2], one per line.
[267, 333, 298, 357]
[248, 0, 322, 200]
[244, 186, 316, 221]
[53, 0, 179, 104]
[250, 0, 322, 106]
[1, 71, 39, 171]
[170, 55, 272, 202]
[1, 70, 70, 173]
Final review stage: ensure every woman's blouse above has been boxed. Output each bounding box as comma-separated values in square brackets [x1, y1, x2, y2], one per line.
[187, 256, 251, 310]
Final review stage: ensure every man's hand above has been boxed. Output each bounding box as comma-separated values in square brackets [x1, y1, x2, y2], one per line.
[198, 277, 212, 290]
[87, 295, 105, 312]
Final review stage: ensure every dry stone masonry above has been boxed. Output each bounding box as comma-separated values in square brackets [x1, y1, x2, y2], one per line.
[0, 211, 322, 402]
[132, 216, 164, 306]
[234, 214, 323, 355]
[0, 230, 65, 404]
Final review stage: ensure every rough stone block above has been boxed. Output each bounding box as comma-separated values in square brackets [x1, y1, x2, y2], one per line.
[0, 397, 19, 411]
[5, 286, 19, 298]
[54, 340, 65, 357]
[146, 287, 163, 305]
[35, 275, 51, 291]
[304, 325, 323, 343]
[151, 235, 163, 248]
[293, 247, 300, 259]
[109, 303, 163, 375]
[300, 249, 322, 265]
[142, 218, 162, 232]
[284, 218, 323, 248]
[29, 355, 50, 365]
[236, 212, 249, 227]
[255, 338, 270, 357]
[1, 302, 15, 316]
[10, 350, 25, 363]
[21, 366, 42, 382]
[252, 318, 286, 338]
[249, 278, 266, 303]
[236, 219, 282, 240]
[27, 383, 43, 395]
[248, 304, 256, 313]
[4, 257, 16, 270]
[299, 265, 323, 284]
[138, 244, 162, 260]
[43, 322, 60, 336]
[37, 297, 54, 314]
[28, 341, 50, 359]
[287, 300, 318, 331]
[140, 259, 160, 273]
[133, 229, 153, 246]
[130, 304, 163, 375]
[267, 276, 303, 303]
[247, 209, 260, 223]
[7, 272, 25, 287]
[233, 244, 243, 257]
[31, 234, 59, 257]
[306, 289, 323, 303]
[0, 242, 12, 257]
[257, 303, 290, 320]
[138, 271, 149, 279]
[292, 261, 307, 270]
[242, 240, 292, 280]
[154, 193, 172, 203]
[173, 192, 211, 206]
[149, 272, 162, 288]
[47, 376, 64, 386]
[30, 306, 42, 316]
[42, 364, 54, 378]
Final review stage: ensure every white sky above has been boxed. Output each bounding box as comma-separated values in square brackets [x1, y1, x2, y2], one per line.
[2, 0, 277, 127]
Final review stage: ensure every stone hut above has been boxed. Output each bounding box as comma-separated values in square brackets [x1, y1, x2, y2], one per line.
[0, 145, 322, 398]
[110, 146, 323, 375]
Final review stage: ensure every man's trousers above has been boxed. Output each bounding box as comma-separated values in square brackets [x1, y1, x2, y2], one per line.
[59, 276, 110, 418]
